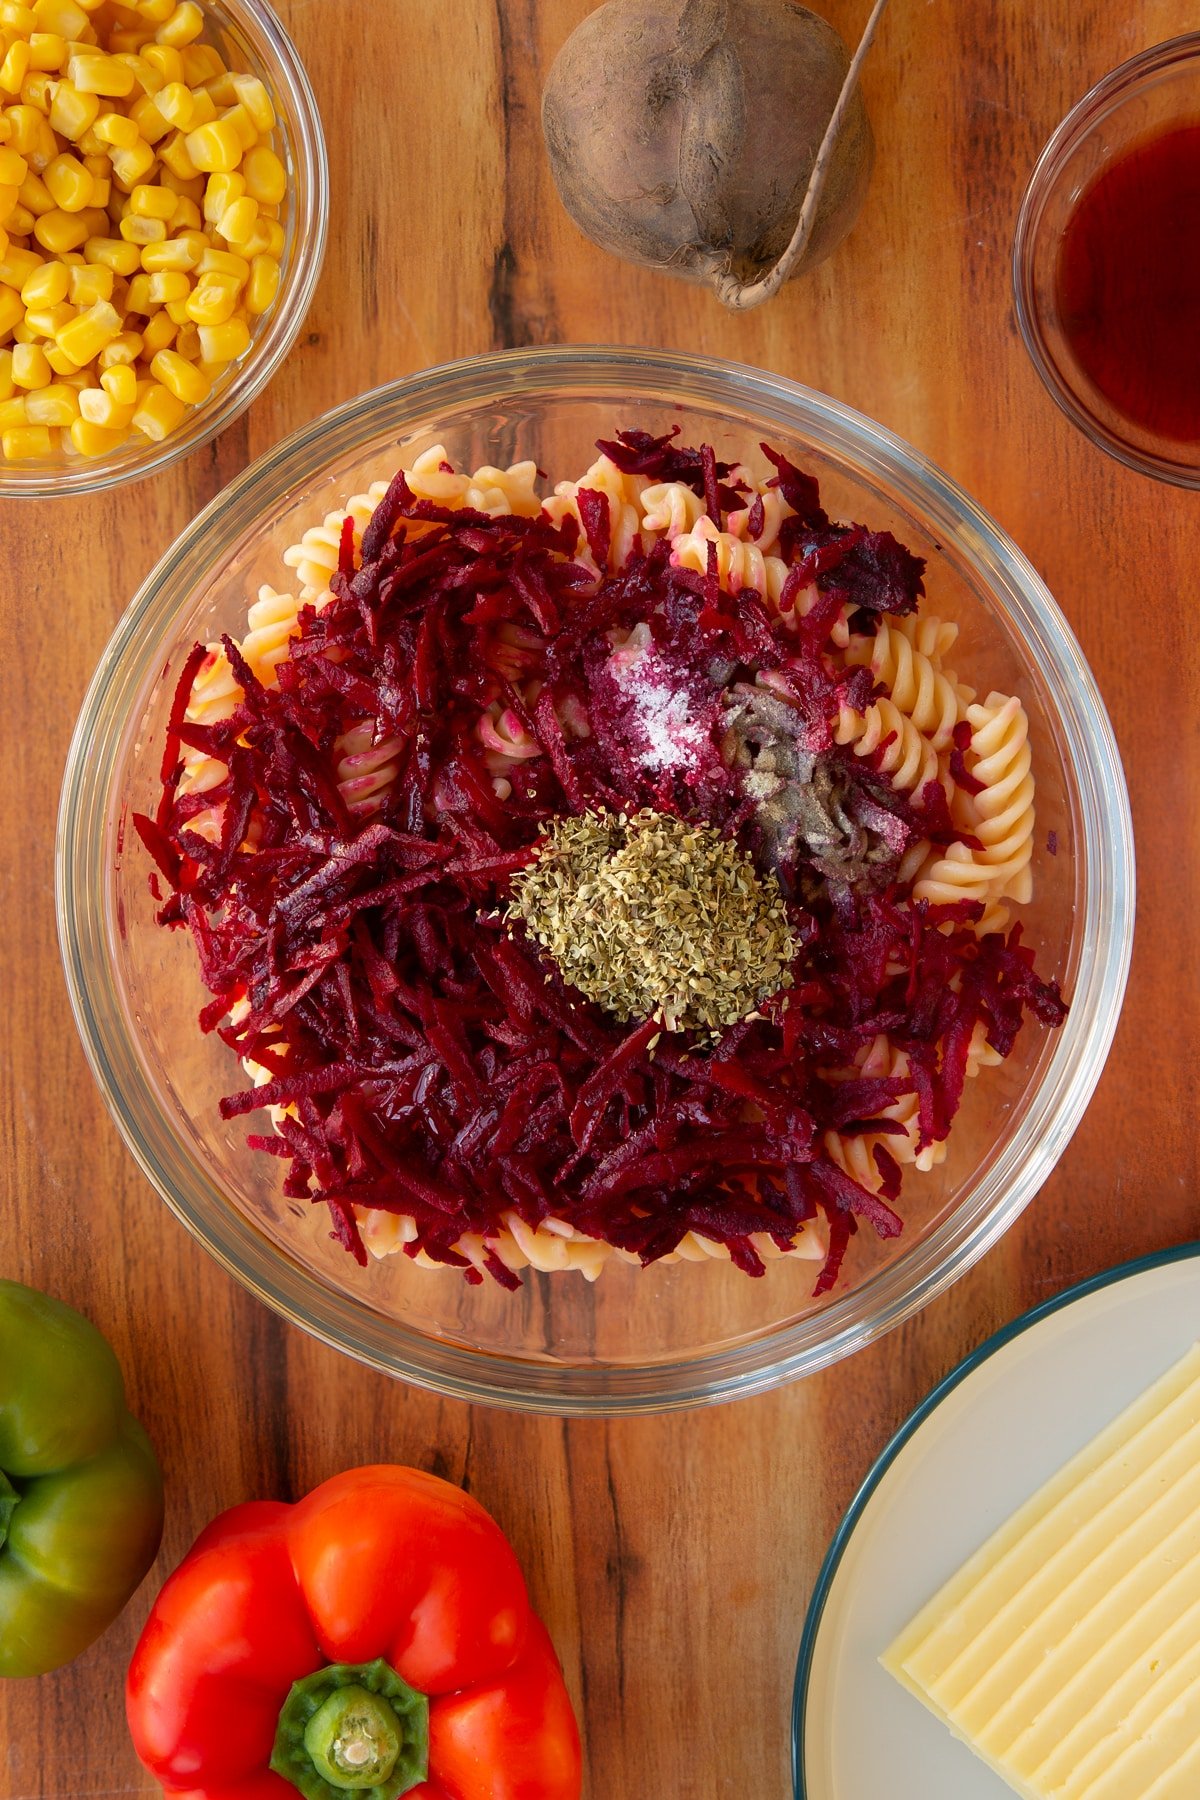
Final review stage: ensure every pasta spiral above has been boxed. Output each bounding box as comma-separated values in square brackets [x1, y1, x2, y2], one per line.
[671, 515, 791, 606]
[542, 454, 648, 574]
[846, 617, 969, 750]
[835, 696, 941, 794]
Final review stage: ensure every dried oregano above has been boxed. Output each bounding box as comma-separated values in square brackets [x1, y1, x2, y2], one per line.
[507, 808, 796, 1034]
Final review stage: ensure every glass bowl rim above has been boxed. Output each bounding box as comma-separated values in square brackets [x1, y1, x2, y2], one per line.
[1012, 30, 1200, 487]
[0, 0, 329, 500]
[55, 344, 1136, 1414]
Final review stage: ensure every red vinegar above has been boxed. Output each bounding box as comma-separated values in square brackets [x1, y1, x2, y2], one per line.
[1056, 122, 1200, 443]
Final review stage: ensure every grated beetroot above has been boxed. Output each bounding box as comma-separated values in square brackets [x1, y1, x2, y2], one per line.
[136, 436, 1066, 1293]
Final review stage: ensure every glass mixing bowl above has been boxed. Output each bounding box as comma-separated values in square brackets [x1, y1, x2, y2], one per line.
[56, 347, 1134, 1414]
[0, 0, 327, 500]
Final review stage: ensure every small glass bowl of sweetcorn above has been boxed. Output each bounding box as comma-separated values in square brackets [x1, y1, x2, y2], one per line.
[0, 0, 326, 497]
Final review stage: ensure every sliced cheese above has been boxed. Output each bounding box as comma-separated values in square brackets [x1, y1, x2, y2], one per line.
[883, 1342, 1200, 1799]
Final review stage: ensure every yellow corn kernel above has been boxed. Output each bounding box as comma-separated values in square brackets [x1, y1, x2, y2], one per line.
[0, 394, 28, 427]
[99, 358, 133, 402]
[31, 0, 89, 35]
[78, 383, 131, 426]
[121, 51, 161, 96]
[196, 315, 247, 364]
[118, 210, 164, 243]
[24, 299, 73, 335]
[0, 42, 32, 96]
[105, 29, 153, 56]
[11, 339, 51, 386]
[199, 69, 235, 106]
[27, 33, 67, 71]
[140, 232, 196, 271]
[217, 194, 256, 247]
[150, 342, 206, 402]
[44, 340, 78, 373]
[185, 86, 215, 127]
[68, 413, 122, 453]
[183, 273, 233, 323]
[154, 78, 192, 127]
[145, 265, 186, 302]
[0, 186, 18, 227]
[140, 305, 173, 351]
[163, 291, 189, 322]
[155, 2, 201, 48]
[0, 243, 43, 285]
[0, 345, 11, 398]
[83, 233, 139, 272]
[130, 376, 182, 437]
[54, 293, 119, 361]
[157, 126, 197, 179]
[0, 146, 28, 188]
[19, 254, 68, 306]
[140, 41, 181, 81]
[240, 144, 285, 207]
[6, 104, 43, 154]
[77, 204, 109, 236]
[10, 320, 35, 342]
[86, 172, 109, 206]
[244, 251, 278, 316]
[182, 117, 240, 173]
[229, 71, 273, 132]
[138, 0, 175, 20]
[33, 206, 89, 251]
[44, 151, 93, 211]
[195, 245, 246, 281]
[67, 267, 108, 309]
[67, 54, 135, 97]
[202, 168, 241, 223]
[172, 317, 197, 358]
[129, 180, 175, 219]
[21, 71, 57, 110]
[128, 92, 170, 144]
[97, 325, 139, 365]
[179, 43, 221, 83]
[109, 137, 157, 185]
[18, 169, 53, 214]
[24, 378, 77, 422]
[94, 108, 138, 147]
[219, 102, 255, 153]
[3, 422, 53, 457]
[166, 192, 200, 228]
[123, 269, 153, 310]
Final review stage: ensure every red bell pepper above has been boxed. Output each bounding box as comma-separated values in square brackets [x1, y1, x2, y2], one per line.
[126, 1466, 581, 1800]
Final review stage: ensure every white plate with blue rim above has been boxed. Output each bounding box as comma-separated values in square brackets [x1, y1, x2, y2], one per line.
[792, 1241, 1200, 1800]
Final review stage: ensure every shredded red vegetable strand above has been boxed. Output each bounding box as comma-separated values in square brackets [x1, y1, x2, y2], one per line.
[135, 432, 1066, 1290]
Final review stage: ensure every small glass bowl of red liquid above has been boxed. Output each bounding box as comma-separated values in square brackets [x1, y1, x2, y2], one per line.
[1014, 33, 1200, 485]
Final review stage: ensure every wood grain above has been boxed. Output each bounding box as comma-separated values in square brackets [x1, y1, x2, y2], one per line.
[1, 3, 1195, 1795]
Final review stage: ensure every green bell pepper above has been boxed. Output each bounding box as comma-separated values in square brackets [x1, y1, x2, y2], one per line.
[0, 1279, 164, 1678]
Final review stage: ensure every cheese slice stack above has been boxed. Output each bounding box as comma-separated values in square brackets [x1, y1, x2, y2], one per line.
[883, 1342, 1200, 1799]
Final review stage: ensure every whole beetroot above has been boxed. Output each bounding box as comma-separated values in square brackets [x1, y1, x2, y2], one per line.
[541, 0, 882, 310]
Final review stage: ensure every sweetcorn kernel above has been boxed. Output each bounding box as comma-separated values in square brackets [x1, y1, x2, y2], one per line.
[129, 179, 175, 218]
[155, 3, 202, 48]
[11, 339, 51, 385]
[99, 358, 134, 402]
[0, 41, 32, 95]
[0, 346, 12, 399]
[84, 233, 140, 272]
[229, 70, 272, 131]
[139, 306, 174, 351]
[244, 250, 276, 314]
[27, 31, 66, 70]
[0, 395, 28, 427]
[108, 136, 156, 184]
[31, 0, 89, 36]
[149, 343, 205, 401]
[43, 150, 92, 209]
[20, 255, 69, 305]
[240, 143, 283, 205]
[182, 273, 232, 322]
[195, 314, 246, 362]
[23, 298, 74, 335]
[145, 266, 186, 302]
[96, 326, 140, 365]
[0, 147, 29, 184]
[0, 286, 26, 334]
[33, 206, 89, 251]
[154, 78, 192, 127]
[130, 376, 183, 437]
[68, 53, 135, 96]
[182, 116, 238, 172]
[67, 259, 112, 302]
[140, 232, 196, 271]
[54, 294, 120, 360]
[2, 421, 52, 456]
[68, 412, 122, 453]
[93, 108, 138, 147]
[24, 377, 77, 422]
[78, 383, 131, 426]
[201, 167, 240, 221]
[217, 193, 255, 245]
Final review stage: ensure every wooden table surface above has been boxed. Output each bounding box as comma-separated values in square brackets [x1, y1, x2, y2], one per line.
[2, 2, 1196, 1795]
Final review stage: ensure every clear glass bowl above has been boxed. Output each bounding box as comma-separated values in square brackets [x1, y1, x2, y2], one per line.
[1013, 33, 1200, 484]
[0, 0, 327, 499]
[56, 347, 1135, 1414]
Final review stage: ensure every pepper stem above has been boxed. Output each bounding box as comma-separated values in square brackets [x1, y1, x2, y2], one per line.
[304, 1685, 402, 1789]
[0, 1470, 16, 1555]
[271, 1658, 429, 1800]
